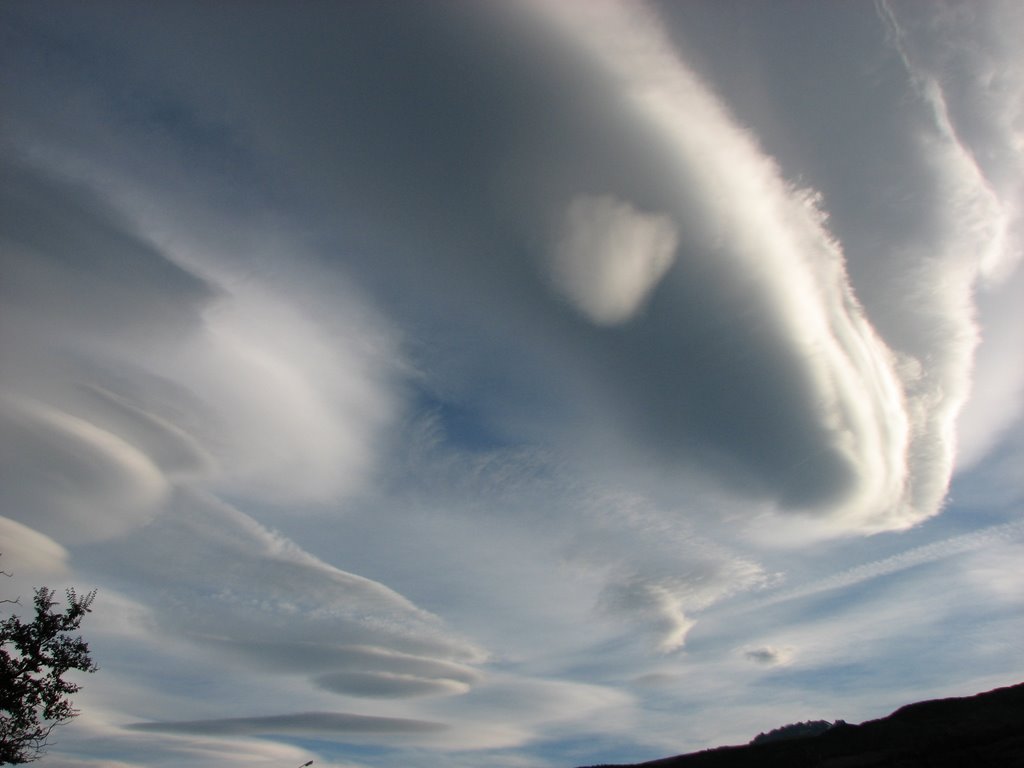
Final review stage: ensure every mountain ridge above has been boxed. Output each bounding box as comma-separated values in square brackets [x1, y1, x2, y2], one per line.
[579, 681, 1024, 768]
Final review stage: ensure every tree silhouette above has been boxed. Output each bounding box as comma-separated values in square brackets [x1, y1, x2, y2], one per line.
[1, 563, 97, 765]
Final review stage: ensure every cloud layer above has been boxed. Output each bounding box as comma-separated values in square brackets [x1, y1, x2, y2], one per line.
[126, 711, 447, 737]
[1, 1, 1022, 767]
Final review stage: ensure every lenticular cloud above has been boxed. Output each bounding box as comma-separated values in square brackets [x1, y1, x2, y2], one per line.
[525, 0, 1000, 533]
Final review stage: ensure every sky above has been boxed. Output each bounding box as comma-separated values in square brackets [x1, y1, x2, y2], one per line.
[1, 1, 1022, 767]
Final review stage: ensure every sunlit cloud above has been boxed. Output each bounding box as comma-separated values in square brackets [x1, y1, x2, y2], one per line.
[2, 1, 1022, 767]
[548, 195, 678, 325]
[0, 396, 168, 543]
[522, 0, 924, 531]
[0, 516, 69, 579]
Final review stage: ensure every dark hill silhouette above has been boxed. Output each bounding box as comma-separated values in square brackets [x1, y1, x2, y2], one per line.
[580, 682, 1024, 768]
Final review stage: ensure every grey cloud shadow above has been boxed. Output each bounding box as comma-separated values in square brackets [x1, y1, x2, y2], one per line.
[205, 639, 479, 681]
[204, 638, 479, 698]
[125, 711, 447, 736]
[0, 158, 218, 338]
[585, 271, 858, 510]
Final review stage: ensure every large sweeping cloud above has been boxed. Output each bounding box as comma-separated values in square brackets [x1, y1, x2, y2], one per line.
[514, 0, 1019, 533]
[4, 0, 996, 533]
[1, 1, 1022, 767]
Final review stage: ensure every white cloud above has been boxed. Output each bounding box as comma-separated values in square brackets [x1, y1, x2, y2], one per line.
[960, 540, 1024, 603]
[0, 397, 167, 544]
[100, 489, 486, 666]
[548, 195, 677, 325]
[522, 0, 1023, 539]
[565, 490, 768, 653]
[601, 578, 696, 653]
[0, 516, 69, 579]
[956, 267, 1024, 469]
[876, 0, 1024, 475]
[178, 281, 396, 504]
[431, 674, 636, 750]
[522, 0, 928, 532]
[761, 519, 1024, 606]
[0, 159, 402, 531]
[3, 3, 1023, 767]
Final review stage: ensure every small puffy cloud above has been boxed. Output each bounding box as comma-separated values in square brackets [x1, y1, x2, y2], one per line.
[744, 646, 796, 667]
[600, 577, 696, 653]
[548, 195, 678, 325]
[563, 491, 770, 652]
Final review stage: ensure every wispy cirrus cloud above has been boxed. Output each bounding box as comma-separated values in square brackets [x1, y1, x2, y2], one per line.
[763, 519, 1024, 607]
[873, 0, 1024, 472]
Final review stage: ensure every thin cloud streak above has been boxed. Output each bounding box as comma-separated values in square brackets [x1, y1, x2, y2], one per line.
[125, 711, 448, 736]
[764, 520, 1024, 607]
